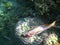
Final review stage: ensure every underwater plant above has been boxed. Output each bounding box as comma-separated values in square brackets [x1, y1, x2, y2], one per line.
[4, 1, 13, 9]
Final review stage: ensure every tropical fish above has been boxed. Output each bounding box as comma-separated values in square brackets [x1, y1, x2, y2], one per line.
[21, 21, 56, 38]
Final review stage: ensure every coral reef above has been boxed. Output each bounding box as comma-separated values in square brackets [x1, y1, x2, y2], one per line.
[15, 17, 60, 45]
[0, 0, 60, 45]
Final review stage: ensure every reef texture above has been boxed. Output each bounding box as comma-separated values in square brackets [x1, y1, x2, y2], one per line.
[15, 17, 60, 45]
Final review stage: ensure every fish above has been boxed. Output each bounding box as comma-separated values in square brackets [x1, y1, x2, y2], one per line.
[21, 21, 56, 38]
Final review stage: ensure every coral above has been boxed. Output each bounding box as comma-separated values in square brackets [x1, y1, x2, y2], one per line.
[0, 0, 60, 45]
[15, 17, 60, 45]
[15, 17, 43, 45]
[45, 33, 59, 45]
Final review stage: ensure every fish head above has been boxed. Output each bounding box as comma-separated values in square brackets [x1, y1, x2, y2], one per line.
[24, 34, 30, 37]
[21, 33, 31, 38]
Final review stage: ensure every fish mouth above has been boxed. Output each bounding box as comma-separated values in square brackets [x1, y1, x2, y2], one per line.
[21, 34, 31, 38]
[21, 34, 25, 37]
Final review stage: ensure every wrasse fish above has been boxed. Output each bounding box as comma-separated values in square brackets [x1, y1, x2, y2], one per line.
[21, 21, 56, 38]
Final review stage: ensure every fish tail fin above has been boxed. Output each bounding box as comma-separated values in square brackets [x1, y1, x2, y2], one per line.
[45, 21, 56, 29]
[53, 20, 60, 28]
[50, 21, 56, 27]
